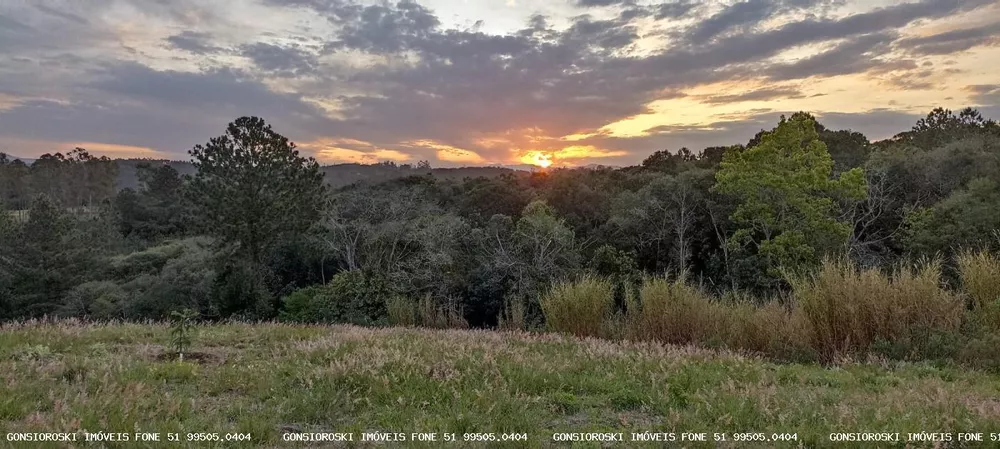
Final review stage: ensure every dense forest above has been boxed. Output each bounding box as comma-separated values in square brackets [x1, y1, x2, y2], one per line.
[2, 108, 1000, 363]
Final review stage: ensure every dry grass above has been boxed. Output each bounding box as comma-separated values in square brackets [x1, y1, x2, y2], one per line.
[497, 296, 527, 331]
[792, 259, 964, 361]
[958, 250, 1000, 330]
[540, 276, 614, 338]
[386, 295, 469, 329]
[626, 274, 722, 345]
[720, 301, 814, 359]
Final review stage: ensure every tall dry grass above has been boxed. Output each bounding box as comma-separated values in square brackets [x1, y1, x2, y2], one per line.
[626, 274, 722, 345]
[791, 259, 964, 361]
[720, 300, 814, 360]
[497, 296, 526, 331]
[387, 296, 418, 327]
[387, 295, 468, 329]
[957, 250, 1000, 329]
[540, 276, 614, 338]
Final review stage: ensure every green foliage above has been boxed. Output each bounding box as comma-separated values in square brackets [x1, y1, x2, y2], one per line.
[714, 112, 866, 278]
[279, 270, 393, 325]
[890, 107, 999, 151]
[386, 296, 419, 326]
[587, 244, 640, 308]
[188, 116, 327, 265]
[169, 308, 199, 360]
[211, 261, 275, 319]
[903, 178, 1000, 255]
[58, 281, 128, 319]
[115, 163, 191, 240]
[114, 238, 217, 319]
[0, 148, 118, 210]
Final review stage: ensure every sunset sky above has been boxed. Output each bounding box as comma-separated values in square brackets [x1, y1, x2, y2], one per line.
[1, 0, 999, 167]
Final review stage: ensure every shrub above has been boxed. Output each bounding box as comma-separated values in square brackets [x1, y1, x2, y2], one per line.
[279, 270, 392, 325]
[541, 276, 614, 338]
[112, 238, 216, 319]
[58, 281, 128, 319]
[957, 250, 1000, 330]
[791, 259, 964, 361]
[628, 274, 721, 345]
[387, 296, 418, 327]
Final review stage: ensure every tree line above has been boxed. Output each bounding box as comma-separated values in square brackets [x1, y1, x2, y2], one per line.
[1, 108, 999, 327]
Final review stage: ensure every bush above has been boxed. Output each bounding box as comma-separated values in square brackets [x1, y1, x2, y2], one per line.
[58, 281, 128, 319]
[627, 274, 720, 345]
[792, 259, 964, 361]
[387, 296, 418, 327]
[541, 276, 614, 338]
[957, 250, 1000, 330]
[279, 270, 392, 325]
[110, 238, 211, 280]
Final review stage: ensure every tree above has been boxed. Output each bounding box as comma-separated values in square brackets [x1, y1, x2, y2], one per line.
[188, 117, 327, 265]
[8, 195, 75, 317]
[714, 113, 866, 278]
[903, 177, 1000, 256]
[888, 107, 999, 151]
[115, 163, 191, 239]
[606, 170, 711, 273]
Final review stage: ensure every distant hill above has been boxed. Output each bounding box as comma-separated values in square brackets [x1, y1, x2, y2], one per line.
[2, 155, 35, 165]
[112, 159, 522, 190]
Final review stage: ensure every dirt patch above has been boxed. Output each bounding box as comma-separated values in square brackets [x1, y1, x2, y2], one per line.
[154, 351, 224, 365]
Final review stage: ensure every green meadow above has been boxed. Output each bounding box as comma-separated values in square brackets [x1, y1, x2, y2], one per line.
[3, 320, 1000, 448]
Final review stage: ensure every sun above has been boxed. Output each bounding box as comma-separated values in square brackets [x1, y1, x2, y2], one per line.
[521, 151, 553, 168]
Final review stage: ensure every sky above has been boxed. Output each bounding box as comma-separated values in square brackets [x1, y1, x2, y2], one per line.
[0, 0, 999, 167]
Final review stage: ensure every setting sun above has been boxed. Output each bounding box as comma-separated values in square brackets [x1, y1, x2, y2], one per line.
[520, 151, 553, 168]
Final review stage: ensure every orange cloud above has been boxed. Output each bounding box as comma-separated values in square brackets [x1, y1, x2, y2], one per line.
[404, 139, 487, 164]
[300, 138, 412, 164]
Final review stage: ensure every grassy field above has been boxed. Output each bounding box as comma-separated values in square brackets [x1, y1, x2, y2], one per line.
[3, 321, 1000, 448]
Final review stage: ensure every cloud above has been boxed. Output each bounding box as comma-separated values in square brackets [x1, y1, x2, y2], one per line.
[697, 86, 804, 104]
[0, 0, 998, 165]
[165, 31, 225, 55]
[241, 42, 318, 76]
[686, 0, 781, 42]
[33, 4, 88, 25]
[574, 0, 634, 7]
[0, 14, 33, 33]
[897, 23, 1000, 55]
[767, 32, 901, 80]
[966, 84, 1000, 106]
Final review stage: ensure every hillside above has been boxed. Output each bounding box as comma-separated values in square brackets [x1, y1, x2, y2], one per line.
[112, 159, 522, 190]
[3, 321, 999, 447]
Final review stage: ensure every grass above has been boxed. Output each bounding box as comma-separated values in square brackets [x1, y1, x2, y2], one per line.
[792, 259, 965, 361]
[4, 320, 1000, 448]
[958, 250, 1000, 330]
[540, 276, 614, 338]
